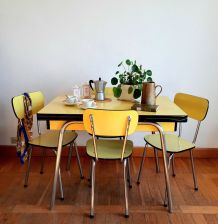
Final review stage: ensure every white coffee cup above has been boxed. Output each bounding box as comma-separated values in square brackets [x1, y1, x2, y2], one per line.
[81, 99, 95, 108]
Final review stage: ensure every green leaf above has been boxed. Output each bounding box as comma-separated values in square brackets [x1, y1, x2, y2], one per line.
[147, 70, 152, 76]
[113, 87, 122, 98]
[118, 62, 122, 67]
[132, 64, 139, 73]
[133, 89, 141, 99]
[126, 59, 131, 65]
[147, 77, 153, 82]
[128, 86, 133, 94]
[115, 71, 119, 74]
[111, 77, 118, 85]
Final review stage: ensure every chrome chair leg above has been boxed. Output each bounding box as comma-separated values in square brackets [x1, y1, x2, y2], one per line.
[90, 159, 96, 218]
[152, 131, 160, 173]
[53, 150, 64, 200]
[74, 141, 84, 179]
[58, 167, 64, 200]
[40, 148, 46, 174]
[24, 146, 33, 187]
[171, 154, 176, 177]
[88, 159, 92, 186]
[154, 148, 160, 173]
[50, 137, 64, 209]
[190, 149, 198, 191]
[66, 142, 73, 171]
[127, 158, 132, 188]
[123, 159, 129, 217]
[164, 154, 173, 207]
[137, 143, 147, 184]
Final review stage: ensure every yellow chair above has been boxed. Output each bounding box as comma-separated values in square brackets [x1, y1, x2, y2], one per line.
[83, 109, 138, 217]
[11, 91, 84, 201]
[137, 93, 209, 204]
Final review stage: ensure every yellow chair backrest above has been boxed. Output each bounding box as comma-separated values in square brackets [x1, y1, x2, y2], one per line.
[83, 109, 138, 137]
[12, 95, 25, 119]
[29, 91, 44, 114]
[174, 93, 209, 121]
[12, 91, 44, 119]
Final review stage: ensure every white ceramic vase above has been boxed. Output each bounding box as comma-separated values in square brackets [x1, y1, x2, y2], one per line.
[118, 85, 141, 102]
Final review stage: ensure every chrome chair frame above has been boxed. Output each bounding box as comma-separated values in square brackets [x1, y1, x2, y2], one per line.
[136, 122, 173, 212]
[88, 113, 132, 218]
[23, 119, 83, 190]
[50, 121, 84, 209]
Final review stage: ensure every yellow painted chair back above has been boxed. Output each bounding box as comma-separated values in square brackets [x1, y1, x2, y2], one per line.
[83, 109, 138, 137]
[12, 95, 25, 120]
[12, 91, 44, 119]
[84, 109, 138, 160]
[29, 91, 44, 115]
[174, 93, 209, 121]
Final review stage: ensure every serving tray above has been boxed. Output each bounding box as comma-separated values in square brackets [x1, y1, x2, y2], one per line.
[131, 103, 159, 112]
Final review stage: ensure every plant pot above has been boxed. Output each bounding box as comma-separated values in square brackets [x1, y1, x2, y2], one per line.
[115, 85, 141, 102]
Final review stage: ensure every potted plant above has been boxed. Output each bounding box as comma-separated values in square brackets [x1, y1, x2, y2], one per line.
[111, 59, 152, 101]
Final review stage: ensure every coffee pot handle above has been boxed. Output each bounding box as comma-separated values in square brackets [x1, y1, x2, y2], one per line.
[89, 80, 94, 91]
[155, 85, 162, 97]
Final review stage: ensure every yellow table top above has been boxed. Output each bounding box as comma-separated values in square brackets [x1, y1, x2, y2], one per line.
[37, 95, 187, 123]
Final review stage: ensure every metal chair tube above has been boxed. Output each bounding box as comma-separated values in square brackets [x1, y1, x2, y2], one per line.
[74, 141, 84, 179]
[127, 158, 132, 188]
[137, 143, 147, 184]
[154, 148, 160, 173]
[141, 122, 172, 212]
[90, 159, 96, 218]
[50, 121, 83, 209]
[123, 159, 129, 217]
[24, 146, 33, 187]
[66, 142, 73, 171]
[40, 148, 46, 174]
[190, 149, 198, 190]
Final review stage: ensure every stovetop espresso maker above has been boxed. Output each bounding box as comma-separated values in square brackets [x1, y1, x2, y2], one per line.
[89, 77, 107, 101]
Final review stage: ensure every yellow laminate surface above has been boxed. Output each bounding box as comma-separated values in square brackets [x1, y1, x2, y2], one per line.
[39, 96, 185, 116]
[38, 95, 187, 132]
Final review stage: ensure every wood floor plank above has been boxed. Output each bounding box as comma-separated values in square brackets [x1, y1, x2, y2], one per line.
[1, 157, 218, 223]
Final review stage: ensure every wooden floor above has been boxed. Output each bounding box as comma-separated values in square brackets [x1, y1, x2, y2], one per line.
[1, 156, 218, 224]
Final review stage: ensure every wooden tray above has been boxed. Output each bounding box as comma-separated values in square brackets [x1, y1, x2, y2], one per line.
[94, 98, 112, 102]
[131, 104, 159, 112]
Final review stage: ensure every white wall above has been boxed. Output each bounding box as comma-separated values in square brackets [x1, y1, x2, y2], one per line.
[0, 0, 218, 147]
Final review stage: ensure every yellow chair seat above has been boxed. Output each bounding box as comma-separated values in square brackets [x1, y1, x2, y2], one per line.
[144, 134, 195, 153]
[29, 130, 77, 148]
[86, 139, 133, 159]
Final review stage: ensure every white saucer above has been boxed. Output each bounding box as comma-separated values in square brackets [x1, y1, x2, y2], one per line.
[63, 100, 78, 106]
[79, 105, 97, 110]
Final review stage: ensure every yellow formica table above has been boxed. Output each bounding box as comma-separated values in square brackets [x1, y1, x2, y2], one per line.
[41, 93, 187, 212]
[37, 95, 187, 131]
